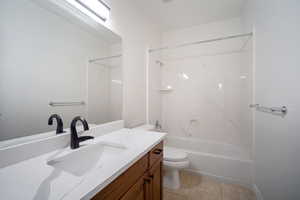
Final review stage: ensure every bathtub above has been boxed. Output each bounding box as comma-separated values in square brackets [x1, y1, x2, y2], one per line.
[164, 136, 253, 186]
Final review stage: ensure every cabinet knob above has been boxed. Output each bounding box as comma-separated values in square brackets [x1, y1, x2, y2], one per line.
[153, 149, 162, 155]
[144, 177, 151, 183]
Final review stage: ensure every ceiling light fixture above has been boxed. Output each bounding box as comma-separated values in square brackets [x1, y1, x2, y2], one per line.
[65, 0, 110, 23]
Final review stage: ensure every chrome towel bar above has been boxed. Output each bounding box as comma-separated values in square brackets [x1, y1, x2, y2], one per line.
[249, 104, 287, 116]
[49, 101, 85, 107]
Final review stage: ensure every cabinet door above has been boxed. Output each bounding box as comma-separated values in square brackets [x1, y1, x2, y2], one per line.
[92, 155, 148, 200]
[150, 161, 162, 200]
[120, 174, 151, 200]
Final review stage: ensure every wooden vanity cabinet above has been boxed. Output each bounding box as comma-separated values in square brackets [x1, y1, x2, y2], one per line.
[149, 161, 162, 200]
[120, 173, 150, 200]
[92, 141, 163, 200]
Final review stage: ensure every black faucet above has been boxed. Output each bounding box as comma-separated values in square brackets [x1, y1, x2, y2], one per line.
[48, 114, 64, 134]
[70, 116, 94, 149]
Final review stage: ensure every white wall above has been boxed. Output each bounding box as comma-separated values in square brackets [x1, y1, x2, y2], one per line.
[108, 43, 123, 121]
[149, 18, 253, 156]
[148, 52, 162, 125]
[1, 0, 161, 140]
[101, 0, 162, 128]
[87, 43, 122, 124]
[0, 0, 110, 140]
[162, 18, 245, 47]
[242, 0, 300, 199]
[87, 63, 110, 124]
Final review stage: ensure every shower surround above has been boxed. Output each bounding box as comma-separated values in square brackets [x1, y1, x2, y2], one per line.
[148, 18, 253, 185]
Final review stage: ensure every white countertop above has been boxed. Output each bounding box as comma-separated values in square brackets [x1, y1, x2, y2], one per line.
[0, 128, 166, 200]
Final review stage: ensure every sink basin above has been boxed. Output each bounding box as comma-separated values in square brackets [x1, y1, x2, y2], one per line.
[47, 141, 126, 176]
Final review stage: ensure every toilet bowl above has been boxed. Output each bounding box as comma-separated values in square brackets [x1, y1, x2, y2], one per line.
[163, 147, 189, 189]
[132, 125, 190, 189]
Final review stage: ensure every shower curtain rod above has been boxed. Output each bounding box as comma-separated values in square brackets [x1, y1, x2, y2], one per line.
[149, 32, 253, 53]
[89, 54, 122, 63]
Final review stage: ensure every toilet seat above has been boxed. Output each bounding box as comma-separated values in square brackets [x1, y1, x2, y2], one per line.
[163, 160, 189, 169]
[164, 147, 188, 162]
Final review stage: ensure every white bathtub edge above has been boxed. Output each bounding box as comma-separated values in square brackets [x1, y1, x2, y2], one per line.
[170, 146, 252, 163]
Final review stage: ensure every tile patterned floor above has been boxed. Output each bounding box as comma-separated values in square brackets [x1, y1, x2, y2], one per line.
[163, 171, 256, 200]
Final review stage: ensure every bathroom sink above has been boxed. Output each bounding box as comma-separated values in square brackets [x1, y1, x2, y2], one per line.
[47, 141, 126, 176]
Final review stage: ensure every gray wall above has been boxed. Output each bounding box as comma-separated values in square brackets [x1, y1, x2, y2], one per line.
[243, 0, 300, 199]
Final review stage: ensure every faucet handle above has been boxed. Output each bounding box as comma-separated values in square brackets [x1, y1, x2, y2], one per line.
[78, 136, 94, 142]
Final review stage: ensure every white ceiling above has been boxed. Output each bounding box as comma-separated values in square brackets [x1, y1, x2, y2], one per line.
[134, 0, 246, 31]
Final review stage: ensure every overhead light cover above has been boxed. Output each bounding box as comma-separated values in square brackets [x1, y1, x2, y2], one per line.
[65, 0, 110, 23]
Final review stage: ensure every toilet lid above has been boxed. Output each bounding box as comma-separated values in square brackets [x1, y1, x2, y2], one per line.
[164, 147, 188, 162]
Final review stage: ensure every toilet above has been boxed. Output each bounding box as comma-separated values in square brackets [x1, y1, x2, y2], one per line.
[163, 147, 189, 189]
[132, 125, 189, 189]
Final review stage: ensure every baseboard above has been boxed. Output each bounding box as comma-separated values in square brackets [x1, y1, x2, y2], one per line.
[253, 184, 264, 200]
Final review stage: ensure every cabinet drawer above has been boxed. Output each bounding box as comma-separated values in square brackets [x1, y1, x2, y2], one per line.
[149, 142, 163, 168]
[92, 154, 148, 200]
